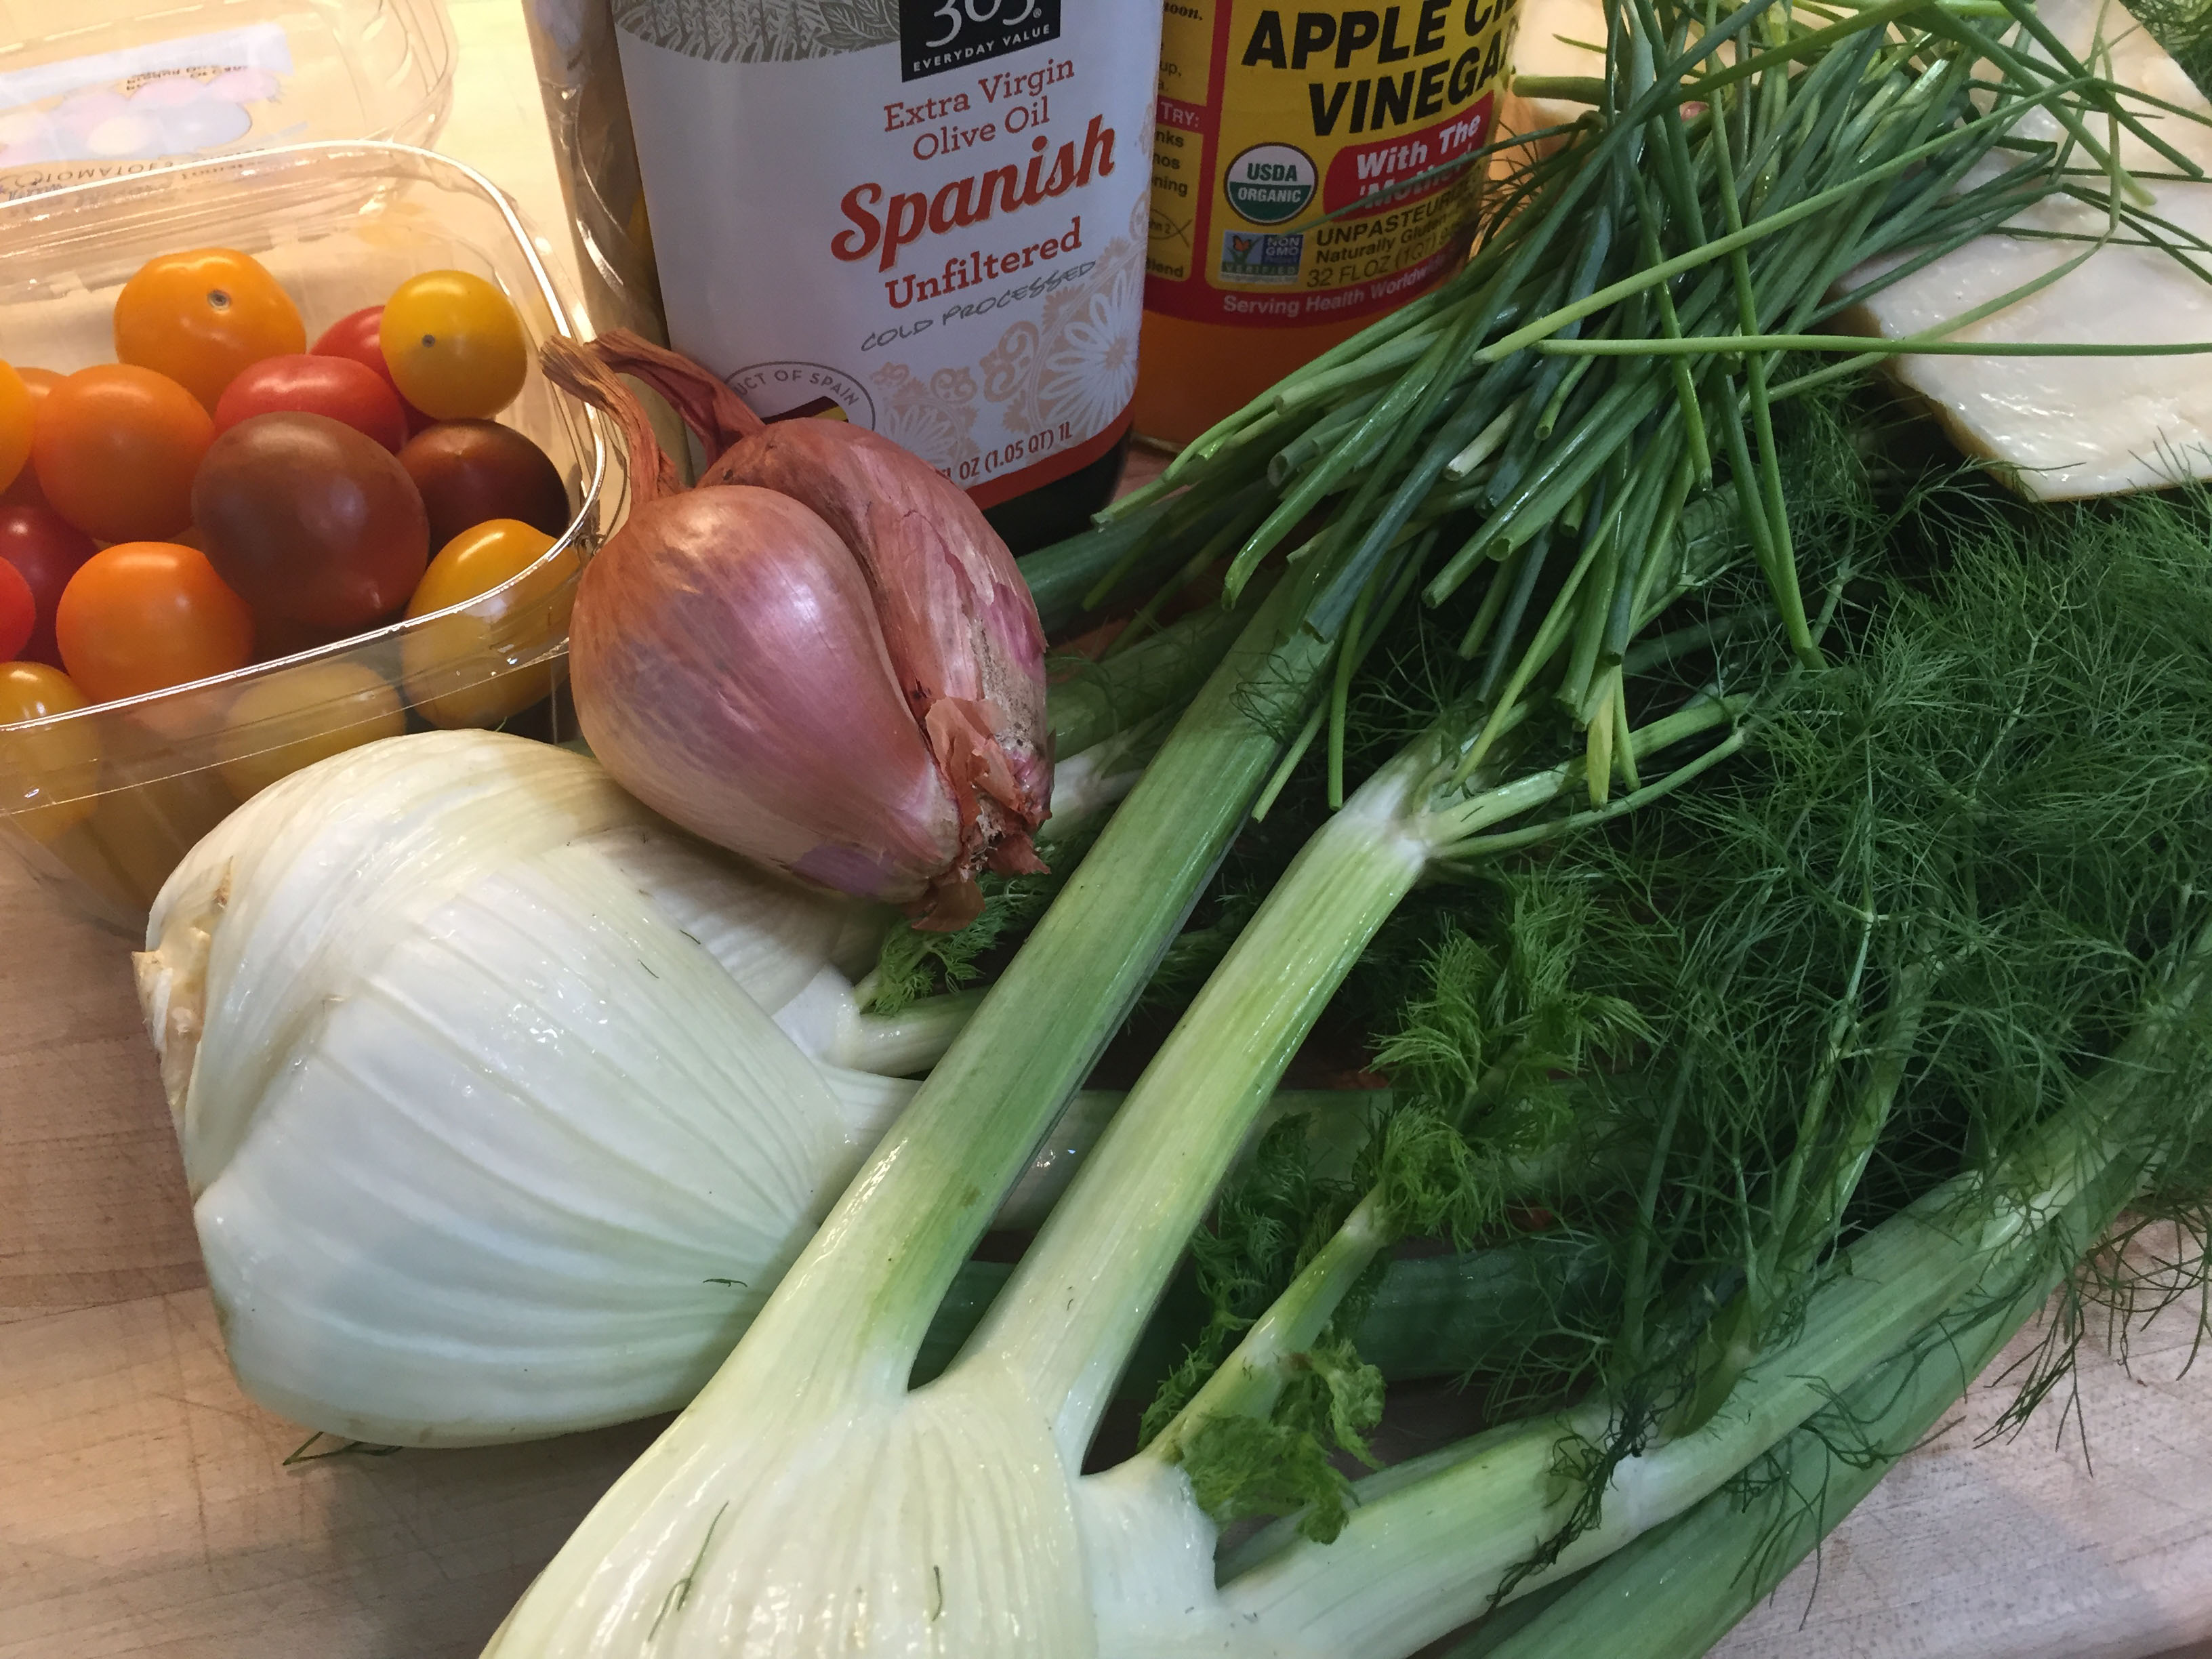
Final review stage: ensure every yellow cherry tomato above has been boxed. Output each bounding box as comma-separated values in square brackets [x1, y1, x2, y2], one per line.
[0, 361, 30, 495]
[216, 661, 407, 799]
[0, 659, 99, 842]
[403, 517, 577, 727]
[112, 247, 305, 412]
[85, 764, 241, 910]
[379, 272, 529, 420]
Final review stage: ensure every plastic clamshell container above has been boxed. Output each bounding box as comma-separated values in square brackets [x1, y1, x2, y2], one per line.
[0, 140, 617, 931]
[0, 0, 455, 203]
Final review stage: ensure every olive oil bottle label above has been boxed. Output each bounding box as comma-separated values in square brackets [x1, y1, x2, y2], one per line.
[613, 0, 1158, 505]
[1148, 1, 1519, 327]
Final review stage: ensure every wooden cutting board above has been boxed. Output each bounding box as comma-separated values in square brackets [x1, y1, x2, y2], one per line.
[5, 4, 2212, 1656]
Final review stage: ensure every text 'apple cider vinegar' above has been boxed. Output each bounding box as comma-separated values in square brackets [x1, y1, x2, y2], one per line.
[1138, 1, 1521, 445]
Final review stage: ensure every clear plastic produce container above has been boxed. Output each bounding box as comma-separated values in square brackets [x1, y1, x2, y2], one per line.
[0, 0, 455, 203]
[0, 140, 617, 932]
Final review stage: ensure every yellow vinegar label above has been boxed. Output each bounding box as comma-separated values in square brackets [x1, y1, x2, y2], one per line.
[1148, 1, 1520, 327]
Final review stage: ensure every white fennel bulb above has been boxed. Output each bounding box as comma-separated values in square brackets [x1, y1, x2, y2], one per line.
[136, 731, 943, 1448]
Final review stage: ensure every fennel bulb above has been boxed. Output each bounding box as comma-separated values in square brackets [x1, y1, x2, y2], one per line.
[468, 703, 1721, 1659]
[137, 731, 959, 1448]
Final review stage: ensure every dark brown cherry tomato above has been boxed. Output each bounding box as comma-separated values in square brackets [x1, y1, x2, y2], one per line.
[250, 610, 361, 665]
[312, 306, 434, 436]
[0, 556, 30, 661]
[192, 412, 430, 632]
[0, 503, 97, 668]
[214, 354, 409, 453]
[396, 419, 570, 551]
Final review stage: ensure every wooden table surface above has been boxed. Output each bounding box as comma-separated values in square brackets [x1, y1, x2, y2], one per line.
[5, 3, 2212, 1656]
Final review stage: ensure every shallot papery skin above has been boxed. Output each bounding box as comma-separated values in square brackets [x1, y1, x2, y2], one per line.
[580, 331, 1052, 879]
[569, 486, 962, 901]
[703, 423, 1050, 877]
[542, 335, 1050, 924]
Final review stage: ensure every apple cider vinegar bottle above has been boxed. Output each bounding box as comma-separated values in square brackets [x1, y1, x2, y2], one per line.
[1136, 1, 1521, 446]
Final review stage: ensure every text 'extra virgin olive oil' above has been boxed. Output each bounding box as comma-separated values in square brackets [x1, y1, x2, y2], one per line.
[611, 1, 1162, 548]
[1137, 1, 1521, 445]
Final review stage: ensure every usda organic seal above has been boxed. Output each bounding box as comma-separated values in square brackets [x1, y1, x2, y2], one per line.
[1224, 142, 1317, 226]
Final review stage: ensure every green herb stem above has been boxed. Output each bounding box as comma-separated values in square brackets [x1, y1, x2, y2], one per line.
[1142, 1192, 1394, 1467]
[1456, 1210, 2059, 1659]
[1214, 922, 2212, 1658]
[959, 743, 1439, 1461]
[1539, 333, 2212, 356]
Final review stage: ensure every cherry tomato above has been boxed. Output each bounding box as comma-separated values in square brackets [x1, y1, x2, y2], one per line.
[251, 611, 361, 664]
[1, 369, 62, 509]
[33, 365, 213, 543]
[403, 516, 577, 727]
[380, 271, 528, 421]
[0, 361, 30, 495]
[398, 420, 570, 550]
[0, 557, 30, 661]
[56, 541, 254, 704]
[214, 353, 409, 452]
[0, 659, 98, 842]
[194, 412, 428, 631]
[113, 247, 305, 411]
[312, 306, 434, 435]
[0, 504, 98, 668]
[217, 660, 405, 798]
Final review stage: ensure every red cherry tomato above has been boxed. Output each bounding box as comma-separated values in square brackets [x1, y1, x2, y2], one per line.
[0, 556, 31, 661]
[56, 541, 254, 704]
[112, 247, 305, 411]
[32, 364, 212, 544]
[1, 369, 61, 509]
[312, 306, 434, 436]
[213, 353, 409, 453]
[0, 504, 96, 668]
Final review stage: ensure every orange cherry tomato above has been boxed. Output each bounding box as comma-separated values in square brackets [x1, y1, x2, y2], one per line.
[403, 516, 575, 726]
[113, 247, 305, 411]
[1, 369, 62, 510]
[0, 361, 30, 495]
[33, 365, 213, 544]
[56, 541, 253, 704]
[0, 659, 98, 841]
[380, 271, 528, 421]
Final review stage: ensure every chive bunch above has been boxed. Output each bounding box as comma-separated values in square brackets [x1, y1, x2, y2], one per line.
[1042, 0, 2208, 819]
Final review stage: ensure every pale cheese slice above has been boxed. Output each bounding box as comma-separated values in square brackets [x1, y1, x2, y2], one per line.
[1499, 0, 1610, 148]
[1850, 0, 2212, 498]
[1494, 0, 2212, 499]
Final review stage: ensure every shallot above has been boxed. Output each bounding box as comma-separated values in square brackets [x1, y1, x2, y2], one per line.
[541, 333, 1050, 925]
